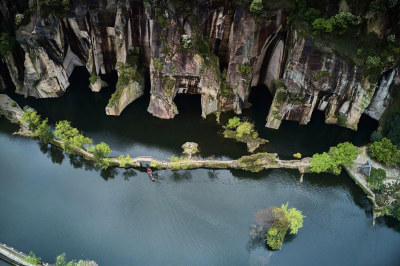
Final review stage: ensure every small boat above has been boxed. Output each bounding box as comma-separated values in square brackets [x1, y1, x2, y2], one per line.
[147, 167, 156, 182]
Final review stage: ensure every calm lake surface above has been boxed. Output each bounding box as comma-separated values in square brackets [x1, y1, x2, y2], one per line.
[1, 68, 400, 265]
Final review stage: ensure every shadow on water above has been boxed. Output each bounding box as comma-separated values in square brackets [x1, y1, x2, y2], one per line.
[122, 169, 137, 181]
[0, 117, 19, 134]
[376, 216, 400, 233]
[5, 67, 377, 161]
[304, 171, 374, 218]
[6, 67, 246, 159]
[169, 170, 193, 182]
[38, 143, 65, 165]
[207, 169, 219, 179]
[230, 168, 282, 180]
[246, 85, 378, 159]
[100, 167, 119, 181]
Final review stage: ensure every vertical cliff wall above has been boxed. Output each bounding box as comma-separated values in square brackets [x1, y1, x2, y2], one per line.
[0, 0, 397, 129]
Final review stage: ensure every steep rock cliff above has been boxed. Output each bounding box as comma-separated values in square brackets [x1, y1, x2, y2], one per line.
[266, 35, 374, 130]
[0, 0, 397, 128]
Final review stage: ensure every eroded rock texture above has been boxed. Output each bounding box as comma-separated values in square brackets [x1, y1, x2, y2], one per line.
[0, 0, 396, 127]
[266, 36, 374, 130]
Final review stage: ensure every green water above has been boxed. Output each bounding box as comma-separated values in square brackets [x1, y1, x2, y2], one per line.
[1, 68, 399, 265]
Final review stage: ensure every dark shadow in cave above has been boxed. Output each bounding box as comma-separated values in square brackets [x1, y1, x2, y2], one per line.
[174, 93, 202, 117]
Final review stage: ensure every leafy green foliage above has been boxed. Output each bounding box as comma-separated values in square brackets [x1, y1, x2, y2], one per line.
[275, 90, 287, 103]
[384, 114, 400, 148]
[25, 251, 42, 265]
[35, 118, 54, 144]
[22, 109, 41, 131]
[387, 34, 396, 43]
[293, 152, 302, 159]
[266, 226, 285, 250]
[11, 101, 17, 107]
[312, 12, 361, 35]
[15, 14, 24, 26]
[310, 142, 358, 174]
[330, 142, 358, 166]
[27, 251, 96, 266]
[367, 168, 386, 190]
[331, 12, 362, 34]
[55, 121, 92, 153]
[272, 79, 285, 90]
[69, 135, 93, 150]
[310, 152, 334, 173]
[109, 61, 141, 106]
[89, 73, 98, 84]
[365, 55, 382, 70]
[55, 253, 67, 266]
[225, 117, 241, 129]
[312, 18, 333, 33]
[93, 142, 112, 169]
[118, 154, 132, 168]
[55, 253, 97, 266]
[250, 0, 263, 15]
[39, 0, 70, 18]
[281, 203, 305, 234]
[370, 130, 383, 142]
[55, 120, 78, 140]
[369, 0, 387, 13]
[312, 71, 331, 81]
[370, 138, 400, 166]
[236, 122, 254, 138]
[337, 114, 347, 126]
[302, 8, 321, 22]
[266, 203, 305, 250]
[239, 63, 252, 78]
[388, 200, 400, 221]
[0, 33, 15, 57]
[22, 110, 54, 144]
[152, 57, 164, 72]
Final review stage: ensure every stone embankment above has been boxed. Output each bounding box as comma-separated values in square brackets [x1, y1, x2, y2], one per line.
[343, 146, 400, 221]
[0, 242, 51, 266]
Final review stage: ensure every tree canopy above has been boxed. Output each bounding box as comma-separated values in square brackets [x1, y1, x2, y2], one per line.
[55, 120, 92, 153]
[310, 142, 358, 174]
[265, 203, 305, 250]
[250, 0, 263, 15]
[92, 142, 112, 169]
[367, 168, 387, 190]
[370, 138, 400, 166]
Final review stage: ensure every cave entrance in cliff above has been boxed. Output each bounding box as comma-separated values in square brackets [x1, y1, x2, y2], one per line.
[174, 93, 202, 117]
[173, 76, 202, 116]
[248, 85, 273, 119]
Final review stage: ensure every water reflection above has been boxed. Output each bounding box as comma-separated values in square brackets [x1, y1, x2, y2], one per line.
[376, 216, 400, 233]
[5, 67, 378, 162]
[38, 143, 64, 164]
[100, 167, 119, 181]
[170, 170, 192, 182]
[68, 154, 96, 171]
[207, 170, 218, 179]
[122, 169, 137, 180]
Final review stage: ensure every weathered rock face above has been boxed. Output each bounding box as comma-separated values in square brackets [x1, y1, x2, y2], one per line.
[0, 0, 396, 128]
[206, 7, 288, 113]
[364, 69, 396, 120]
[0, 94, 24, 124]
[106, 78, 144, 115]
[266, 36, 374, 130]
[89, 76, 108, 92]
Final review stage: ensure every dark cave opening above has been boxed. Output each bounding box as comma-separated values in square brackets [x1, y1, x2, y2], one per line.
[174, 92, 202, 117]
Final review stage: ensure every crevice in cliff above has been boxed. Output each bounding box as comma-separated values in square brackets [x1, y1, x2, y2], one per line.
[248, 85, 273, 119]
[257, 32, 286, 88]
